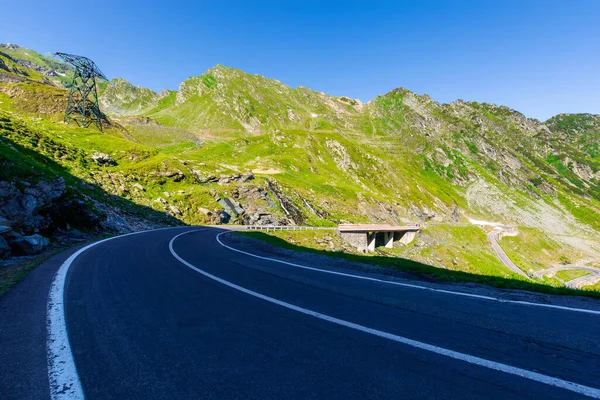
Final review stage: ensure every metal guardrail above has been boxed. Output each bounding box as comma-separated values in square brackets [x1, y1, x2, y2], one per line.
[244, 226, 336, 232]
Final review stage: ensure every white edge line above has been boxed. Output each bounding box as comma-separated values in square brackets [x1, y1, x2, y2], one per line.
[47, 226, 197, 400]
[215, 231, 600, 315]
[170, 230, 600, 399]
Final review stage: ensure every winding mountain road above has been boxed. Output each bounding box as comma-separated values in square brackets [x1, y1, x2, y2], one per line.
[534, 266, 600, 289]
[2, 226, 600, 399]
[487, 228, 529, 278]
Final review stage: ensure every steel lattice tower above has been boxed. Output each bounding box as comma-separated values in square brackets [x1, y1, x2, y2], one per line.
[55, 52, 109, 131]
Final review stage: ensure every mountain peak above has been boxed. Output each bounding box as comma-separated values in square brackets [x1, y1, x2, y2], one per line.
[0, 43, 21, 50]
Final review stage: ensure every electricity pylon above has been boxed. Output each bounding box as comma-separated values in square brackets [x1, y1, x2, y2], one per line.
[54, 52, 109, 131]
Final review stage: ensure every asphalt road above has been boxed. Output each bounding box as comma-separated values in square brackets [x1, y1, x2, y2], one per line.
[534, 266, 600, 289]
[487, 228, 529, 278]
[2, 226, 600, 399]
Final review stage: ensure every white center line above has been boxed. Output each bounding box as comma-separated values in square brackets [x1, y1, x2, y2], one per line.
[215, 231, 600, 315]
[170, 229, 600, 399]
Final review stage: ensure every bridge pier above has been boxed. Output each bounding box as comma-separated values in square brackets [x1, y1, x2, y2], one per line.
[338, 224, 420, 253]
[384, 232, 394, 248]
[367, 233, 376, 252]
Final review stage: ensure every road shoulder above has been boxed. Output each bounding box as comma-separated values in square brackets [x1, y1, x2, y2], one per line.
[0, 242, 89, 400]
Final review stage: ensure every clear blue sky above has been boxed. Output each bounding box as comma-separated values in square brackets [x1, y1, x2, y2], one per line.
[1, 0, 599, 120]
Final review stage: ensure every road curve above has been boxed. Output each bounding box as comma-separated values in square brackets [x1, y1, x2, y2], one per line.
[487, 229, 529, 278]
[3, 226, 600, 399]
[534, 266, 600, 289]
[567, 273, 600, 289]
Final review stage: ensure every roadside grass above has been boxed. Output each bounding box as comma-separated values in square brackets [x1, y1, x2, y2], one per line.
[0, 232, 114, 298]
[398, 224, 509, 277]
[0, 247, 63, 297]
[234, 231, 600, 298]
[498, 227, 590, 281]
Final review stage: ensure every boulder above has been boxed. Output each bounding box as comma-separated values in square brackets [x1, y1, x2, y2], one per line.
[91, 151, 116, 166]
[158, 169, 185, 182]
[12, 234, 50, 255]
[218, 211, 231, 224]
[192, 170, 218, 184]
[217, 198, 244, 216]
[198, 207, 212, 216]
[20, 194, 38, 214]
[169, 205, 182, 215]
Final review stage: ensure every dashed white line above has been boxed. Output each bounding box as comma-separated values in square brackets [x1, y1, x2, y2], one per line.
[171, 230, 600, 399]
[215, 231, 600, 315]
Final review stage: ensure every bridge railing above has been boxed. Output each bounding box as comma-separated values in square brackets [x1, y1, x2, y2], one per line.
[244, 226, 336, 232]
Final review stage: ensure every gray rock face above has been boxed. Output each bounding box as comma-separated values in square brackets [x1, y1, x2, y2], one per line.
[12, 234, 49, 255]
[0, 177, 66, 229]
[218, 198, 244, 217]
[244, 212, 286, 226]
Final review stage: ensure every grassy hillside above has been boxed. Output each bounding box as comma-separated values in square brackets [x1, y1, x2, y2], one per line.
[1, 42, 599, 291]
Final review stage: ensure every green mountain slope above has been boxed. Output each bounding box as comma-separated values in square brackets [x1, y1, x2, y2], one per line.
[1, 42, 599, 290]
[136, 65, 366, 135]
[0, 43, 73, 86]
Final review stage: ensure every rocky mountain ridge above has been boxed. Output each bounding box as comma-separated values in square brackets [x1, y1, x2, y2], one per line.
[1, 43, 599, 289]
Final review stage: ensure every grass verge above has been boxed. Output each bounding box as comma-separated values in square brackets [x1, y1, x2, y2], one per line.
[0, 249, 61, 297]
[0, 236, 109, 298]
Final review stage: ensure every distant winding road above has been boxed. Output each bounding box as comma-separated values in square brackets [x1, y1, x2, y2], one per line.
[487, 228, 529, 278]
[2, 226, 600, 399]
[534, 266, 600, 289]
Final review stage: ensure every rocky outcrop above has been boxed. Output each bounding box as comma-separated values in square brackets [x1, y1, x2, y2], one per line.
[192, 170, 255, 185]
[91, 151, 116, 166]
[0, 178, 66, 258]
[157, 169, 185, 182]
[244, 212, 287, 226]
[12, 234, 49, 255]
[326, 140, 356, 172]
[0, 178, 66, 229]
[265, 179, 304, 225]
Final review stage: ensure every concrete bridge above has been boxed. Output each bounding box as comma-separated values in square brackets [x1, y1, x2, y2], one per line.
[338, 224, 420, 252]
